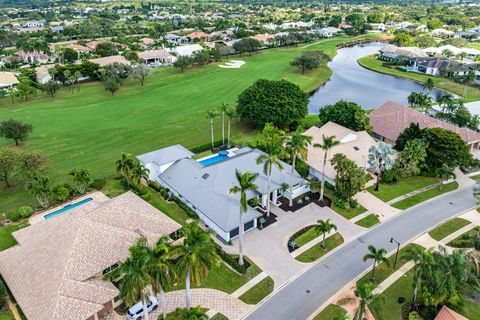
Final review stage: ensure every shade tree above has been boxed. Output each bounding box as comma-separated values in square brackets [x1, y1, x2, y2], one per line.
[0, 119, 33, 146]
[318, 101, 371, 132]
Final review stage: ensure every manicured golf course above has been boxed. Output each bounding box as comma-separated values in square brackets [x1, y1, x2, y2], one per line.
[0, 34, 382, 212]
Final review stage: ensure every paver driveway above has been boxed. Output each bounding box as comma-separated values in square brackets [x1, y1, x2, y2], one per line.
[229, 203, 363, 286]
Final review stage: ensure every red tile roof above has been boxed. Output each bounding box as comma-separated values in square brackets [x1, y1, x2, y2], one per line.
[435, 306, 468, 320]
[369, 101, 480, 145]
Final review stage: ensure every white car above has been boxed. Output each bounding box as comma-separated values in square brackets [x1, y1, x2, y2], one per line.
[127, 296, 158, 320]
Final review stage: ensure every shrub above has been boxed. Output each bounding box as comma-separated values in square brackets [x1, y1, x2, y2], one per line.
[53, 184, 70, 202]
[17, 206, 33, 218]
[172, 196, 198, 219]
[0, 279, 6, 309]
[7, 210, 21, 222]
[148, 180, 162, 192]
[380, 166, 403, 184]
[213, 242, 246, 274]
[90, 178, 106, 190]
[295, 159, 309, 178]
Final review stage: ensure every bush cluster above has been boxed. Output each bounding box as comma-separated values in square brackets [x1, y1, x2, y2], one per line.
[147, 181, 198, 219]
[6, 205, 34, 222]
[213, 242, 247, 274]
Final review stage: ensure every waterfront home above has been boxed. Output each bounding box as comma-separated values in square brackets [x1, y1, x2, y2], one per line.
[304, 122, 377, 185]
[0, 191, 181, 320]
[0, 72, 19, 89]
[379, 44, 428, 62]
[138, 145, 309, 242]
[423, 45, 480, 59]
[138, 49, 177, 66]
[369, 101, 480, 150]
[315, 27, 341, 37]
[412, 57, 475, 76]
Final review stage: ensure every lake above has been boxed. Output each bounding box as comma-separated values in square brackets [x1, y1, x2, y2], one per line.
[308, 42, 448, 113]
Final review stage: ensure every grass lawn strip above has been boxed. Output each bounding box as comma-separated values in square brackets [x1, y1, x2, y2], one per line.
[357, 243, 423, 287]
[295, 233, 344, 263]
[428, 218, 471, 241]
[0, 221, 30, 252]
[366, 176, 440, 202]
[293, 226, 321, 247]
[355, 214, 380, 228]
[0, 311, 14, 320]
[312, 304, 348, 320]
[447, 226, 480, 247]
[210, 313, 229, 320]
[239, 276, 274, 304]
[0, 34, 384, 213]
[358, 55, 480, 101]
[470, 174, 480, 181]
[391, 182, 459, 210]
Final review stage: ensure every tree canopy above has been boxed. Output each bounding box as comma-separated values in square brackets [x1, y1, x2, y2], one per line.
[0, 119, 33, 146]
[318, 100, 371, 132]
[424, 127, 472, 169]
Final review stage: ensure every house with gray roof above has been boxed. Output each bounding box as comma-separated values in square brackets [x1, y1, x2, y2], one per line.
[138, 146, 309, 242]
[137, 144, 194, 181]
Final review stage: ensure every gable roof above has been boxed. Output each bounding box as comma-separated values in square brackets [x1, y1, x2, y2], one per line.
[137, 144, 194, 166]
[304, 122, 377, 180]
[379, 44, 428, 58]
[0, 191, 181, 320]
[138, 49, 174, 60]
[187, 31, 211, 39]
[435, 306, 468, 320]
[172, 44, 203, 57]
[369, 101, 480, 145]
[89, 55, 130, 67]
[0, 72, 19, 87]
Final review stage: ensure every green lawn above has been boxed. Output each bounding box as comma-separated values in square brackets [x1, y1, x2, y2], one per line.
[459, 298, 480, 319]
[470, 174, 480, 181]
[293, 226, 320, 247]
[210, 313, 229, 320]
[358, 55, 480, 101]
[312, 304, 347, 320]
[357, 243, 424, 287]
[333, 203, 368, 220]
[0, 34, 383, 213]
[391, 182, 459, 210]
[239, 276, 274, 304]
[355, 214, 380, 228]
[296, 233, 344, 263]
[0, 311, 14, 320]
[367, 176, 440, 202]
[447, 226, 480, 248]
[429, 218, 471, 241]
[0, 220, 29, 252]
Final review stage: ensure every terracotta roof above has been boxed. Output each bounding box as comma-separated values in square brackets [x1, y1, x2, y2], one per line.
[0, 191, 181, 320]
[187, 31, 211, 39]
[304, 122, 377, 180]
[137, 49, 173, 60]
[369, 101, 480, 145]
[435, 306, 468, 320]
[250, 33, 274, 42]
[0, 72, 19, 87]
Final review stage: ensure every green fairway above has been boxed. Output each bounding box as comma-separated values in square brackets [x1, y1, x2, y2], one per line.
[0, 34, 382, 213]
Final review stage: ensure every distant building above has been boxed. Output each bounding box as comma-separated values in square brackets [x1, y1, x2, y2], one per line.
[137, 49, 176, 66]
[186, 31, 212, 41]
[17, 50, 51, 64]
[379, 44, 428, 61]
[164, 33, 188, 45]
[170, 44, 203, 57]
[89, 55, 130, 67]
[412, 57, 475, 77]
[0, 72, 19, 89]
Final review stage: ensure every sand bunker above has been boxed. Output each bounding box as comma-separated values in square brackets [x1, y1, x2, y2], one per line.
[219, 60, 245, 69]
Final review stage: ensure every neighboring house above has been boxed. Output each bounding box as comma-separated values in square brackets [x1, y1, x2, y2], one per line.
[89, 55, 130, 67]
[0, 191, 181, 320]
[280, 21, 314, 30]
[430, 28, 454, 37]
[65, 43, 93, 53]
[404, 24, 428, 32]
[170, 44, 203, 57]
[452, 31, 480, 40]
[369, 101, 480, 150]
[138, 49, 177, 66]
[164, 33, 189, 45]
[412, 57, 475, 76]
[35, 64, 55, 84]
[369, 23, 386, 32]
[138, 145, 309, 242]
[379, 44, 428, 61]
[424, 45, 480, 59]
[187, 31, 212, 41]
[434, 306, 468, 320]
[0, 72, 19, 89]
[17, 50, 51, 64]
[25, 20, 44, 28]
[304, 122, 377, 185]
[85, 40, 103, 50]
[250, 33, 274, 45]
[138, 37, 156, 47]
[315, 27, 341, 37]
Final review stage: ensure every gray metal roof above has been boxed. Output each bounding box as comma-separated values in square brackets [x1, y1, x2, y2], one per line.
[137, 144, 194, 166]
[159, 147, 304, 232]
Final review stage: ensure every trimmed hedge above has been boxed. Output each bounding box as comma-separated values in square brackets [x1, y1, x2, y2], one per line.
[189, 139, 233, 154]
[146, 181, 198, 219]
[7, 210, 21, 222]
[17, 206, 33, 218]
[171, 196, 198, 219]
[213, 242, 248, 274]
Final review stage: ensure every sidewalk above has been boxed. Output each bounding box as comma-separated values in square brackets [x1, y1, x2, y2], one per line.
[374, 261, 414, 295]
[231, 272, 268, 298]
[354, 191, 401, 221]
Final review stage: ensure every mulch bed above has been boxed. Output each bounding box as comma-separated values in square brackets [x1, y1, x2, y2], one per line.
[257, 211, 278, 229]
[279, 192, 332, 212]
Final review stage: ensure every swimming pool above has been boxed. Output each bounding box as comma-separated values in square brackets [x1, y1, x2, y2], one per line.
[199, 154, 229, 166]
[43, 197, 94, 220]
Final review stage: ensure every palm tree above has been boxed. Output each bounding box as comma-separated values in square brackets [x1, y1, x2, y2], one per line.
[115, 152, 135, 188]
[220, 103, 228, 147]
[314, 135, 340, 202]
[354, 281, 380, 320]
[130, 160, 150, 188]
[438, 93, 454, 113]
[206, 110, 219, 150]
[363, 245, 389, 280]
[170, 223, 220, 311]
[403, 246, 434, 304]
[104, 238, 153, 320]
[423, 78, 434, 91]
[285, 127, 312, 206]
[149, 236, 176, 320]
[74, 70, 82, 92]
[169, 306, 208, 320]
[315, 218, 337, 249]
[225, 106, 237, 148]
[256, 152, 284, 217]
[435, 164, 455, 190]
[229, 170, 259, 265]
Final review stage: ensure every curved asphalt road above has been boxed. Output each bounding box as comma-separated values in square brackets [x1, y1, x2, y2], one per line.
[244, 187, 475, 320]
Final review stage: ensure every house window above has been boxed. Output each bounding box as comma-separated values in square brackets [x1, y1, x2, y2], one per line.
[244, 220, 254, 231]
[230, 227, 239, 238]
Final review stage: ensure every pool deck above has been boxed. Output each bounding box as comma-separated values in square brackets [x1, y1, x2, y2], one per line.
[29, 191, 109, 225]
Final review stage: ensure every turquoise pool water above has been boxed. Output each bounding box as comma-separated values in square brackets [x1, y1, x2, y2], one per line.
[43, 197, 94, 220]
[199, 155, 229, 166]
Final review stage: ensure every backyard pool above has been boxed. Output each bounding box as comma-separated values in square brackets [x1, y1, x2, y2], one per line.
[43, 197, 94, 220]
[199, 152, 230, 166]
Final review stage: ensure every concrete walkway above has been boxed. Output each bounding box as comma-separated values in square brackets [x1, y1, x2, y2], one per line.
[387, 183, 443, 205]
[232, 272, 268, 298]
[454, 167, 476, 188]
[374, 261, 414, 295]
[354, 190, 401, 221]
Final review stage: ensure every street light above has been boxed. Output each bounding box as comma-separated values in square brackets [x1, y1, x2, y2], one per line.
[390, 237, 400, 269]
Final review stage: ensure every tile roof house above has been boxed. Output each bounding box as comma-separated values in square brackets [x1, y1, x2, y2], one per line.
[65, 43, 93, 53]
[138, 146, 309, 242]
[186, 31, 212, 41]
[434, 306, 468, 320]
[137, 49, 177, 66]
[369, 101, 480, 149]
[0, 72, 19, 89]
[0, 191, 181, 320]
[379, 44, 428, 61]
[304, 122, 377, 185]
[89, 55, 130, 67]
[250, 33, 274, 44]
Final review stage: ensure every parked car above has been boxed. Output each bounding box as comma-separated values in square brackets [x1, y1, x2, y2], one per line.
[127, 296, 158, 320]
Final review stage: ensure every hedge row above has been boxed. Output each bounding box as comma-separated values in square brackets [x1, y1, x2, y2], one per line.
[147, 181, 198, 219]
[213, 242, 247, 274]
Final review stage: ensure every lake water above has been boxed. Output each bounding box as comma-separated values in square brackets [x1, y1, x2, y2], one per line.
[308, 42, 448, 113]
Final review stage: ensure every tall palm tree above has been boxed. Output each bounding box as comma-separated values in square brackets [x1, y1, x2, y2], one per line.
[435, 164, 455, 190]
[206, 110, 219, 150]
[285, 127, 312, 207]
[115, 152, 135, 188]
[104, 238, 153, 320]
[403, 246, 434, 304]
[315, 218, 337, 249]
[130, 160, 150, 188]
[225, 106, 237, 148]
[354, 281, 380, 320]
[170, 223, 220, 311]
[229, 170, 259, 265]
[314, 135, 340, 202]
[149, 236, 176, 320]
[423, 78, 434, 91]
[256, 152, 284, 217]
[363, 245, 389, 280]
[220, 103, 228, 147]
